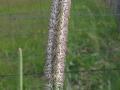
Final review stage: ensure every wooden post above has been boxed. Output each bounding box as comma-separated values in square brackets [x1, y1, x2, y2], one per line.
[45, 0, 71, 90]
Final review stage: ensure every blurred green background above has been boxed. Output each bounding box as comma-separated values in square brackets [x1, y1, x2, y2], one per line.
[0, 0, 120, 90]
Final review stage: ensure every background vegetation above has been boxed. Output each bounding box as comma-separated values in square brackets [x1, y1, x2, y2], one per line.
[0, 0, 120, 90]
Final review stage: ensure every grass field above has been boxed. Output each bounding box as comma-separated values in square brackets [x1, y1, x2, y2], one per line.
[0, 0, 120, 90]
[0, 0, 50, 89]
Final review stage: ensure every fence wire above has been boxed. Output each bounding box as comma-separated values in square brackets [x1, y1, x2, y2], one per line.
[0, 68, 120, 78]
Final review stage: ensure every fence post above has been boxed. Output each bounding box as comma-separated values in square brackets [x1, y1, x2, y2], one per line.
[19, 48, 23, 90]
[45, 0, 71, 90]
[108, 80, 111, 90]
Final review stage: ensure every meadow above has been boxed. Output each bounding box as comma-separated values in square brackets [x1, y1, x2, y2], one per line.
[0, 0, 120, 90]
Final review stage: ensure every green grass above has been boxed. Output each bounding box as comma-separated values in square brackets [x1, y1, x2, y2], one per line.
[0, 0, 120, 90]
[0, 0, 50, 89]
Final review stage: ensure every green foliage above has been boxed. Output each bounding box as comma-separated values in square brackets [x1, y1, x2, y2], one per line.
[66, 0, 120, 90]
[0, 0, 120, 90]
